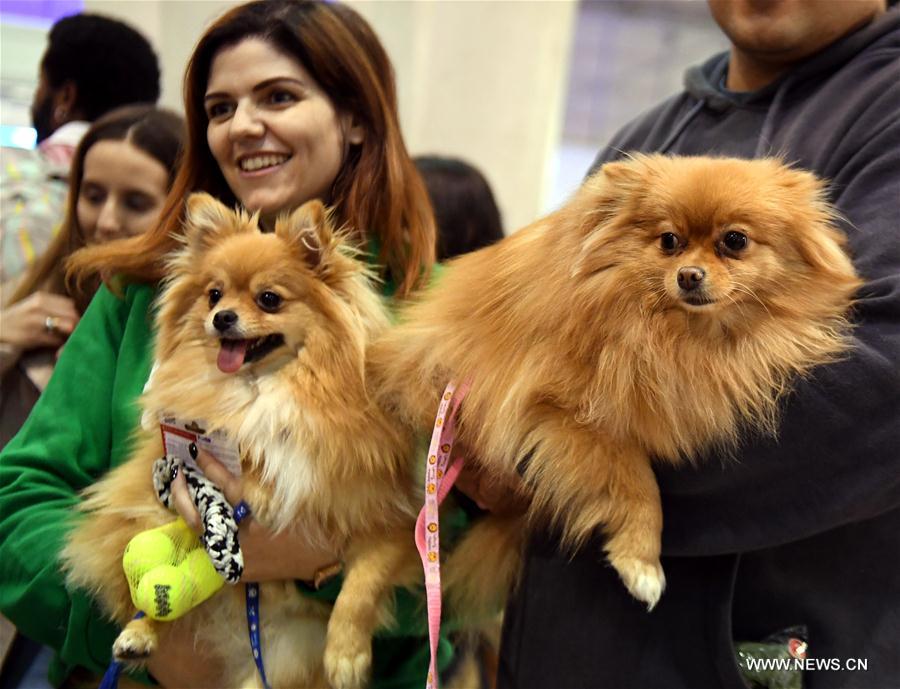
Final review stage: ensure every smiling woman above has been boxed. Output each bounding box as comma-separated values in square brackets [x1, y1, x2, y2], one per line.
[72, 0, 435, 298]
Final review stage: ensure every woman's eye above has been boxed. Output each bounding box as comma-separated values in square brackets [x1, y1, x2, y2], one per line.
[125, 193, 154, 213]
[256, 291, 282, 312]
[206, 101, 234, 119]
[659, 232, 680, 253]
[267, 90, 297, 106]
[208, 288, 222, 307]
[80, 185, 105, 205]
[722, 230, 749, 252]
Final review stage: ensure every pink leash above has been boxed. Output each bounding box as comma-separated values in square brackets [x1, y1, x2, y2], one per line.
[414, 380, 470, 689]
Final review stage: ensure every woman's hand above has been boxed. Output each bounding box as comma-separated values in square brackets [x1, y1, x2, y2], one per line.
[169, 446, 339, 582]
[0, 291, 79, 349]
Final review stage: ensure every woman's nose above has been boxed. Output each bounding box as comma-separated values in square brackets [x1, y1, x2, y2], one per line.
[94, 199, 122, 240]
[229, 100, 265, 140]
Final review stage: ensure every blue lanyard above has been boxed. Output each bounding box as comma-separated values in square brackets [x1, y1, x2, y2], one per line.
[233, 500, 271, 689]
[246, 583, 269, 689]
[98, 613, 145, 689]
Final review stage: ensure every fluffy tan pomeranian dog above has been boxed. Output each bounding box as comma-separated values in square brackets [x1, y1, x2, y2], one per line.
[370, 154, 862, 613]
[63, 194, 419, 689]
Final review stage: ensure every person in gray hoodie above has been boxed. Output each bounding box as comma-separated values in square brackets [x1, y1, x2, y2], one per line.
[497, 2, 900, 688]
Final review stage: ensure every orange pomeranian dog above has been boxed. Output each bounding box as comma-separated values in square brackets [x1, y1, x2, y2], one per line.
[62, 194, 419, 689]
[370, 154, 862, 614]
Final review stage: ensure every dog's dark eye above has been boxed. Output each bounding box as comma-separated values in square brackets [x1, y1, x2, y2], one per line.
[659, 232, 680, 254]
[208, 288, 222, 307]
[723, 231, 748, 252]
[256, 291, 282, 313]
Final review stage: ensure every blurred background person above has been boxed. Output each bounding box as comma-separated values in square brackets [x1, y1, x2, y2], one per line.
[0, 12, 160, 287]
[1, 104, 185, 449]
[415, 155, 504, 261]
[0, 103, 182, 689]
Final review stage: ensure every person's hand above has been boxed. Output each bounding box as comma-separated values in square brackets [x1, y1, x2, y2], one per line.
[170, 446, 340, 582]
[453, 447, 530, 516]
[0, 291, 79, 349]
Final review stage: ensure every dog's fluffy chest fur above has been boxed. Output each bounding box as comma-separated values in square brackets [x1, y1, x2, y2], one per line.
[143, 354, 351, 534]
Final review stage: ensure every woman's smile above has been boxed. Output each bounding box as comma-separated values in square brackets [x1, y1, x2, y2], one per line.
[237, 152, 292, 175]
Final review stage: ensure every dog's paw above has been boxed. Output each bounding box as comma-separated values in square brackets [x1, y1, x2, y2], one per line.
[324, 630, 371, 689]
[112, 626, 157, 661]
[611, 556, 666, 610]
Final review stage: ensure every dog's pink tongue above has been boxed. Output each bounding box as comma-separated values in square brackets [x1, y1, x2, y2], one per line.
[217, 340, 247, 373]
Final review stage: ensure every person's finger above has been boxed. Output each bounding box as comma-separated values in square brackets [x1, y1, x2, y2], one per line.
[47, 314, 79, 336]
[170, 470, 202, 533]
[190, 443, 242, 505]
[31, 327, 67, 349]
[26, 307, 76, 345]
[41, 297, 80, 336]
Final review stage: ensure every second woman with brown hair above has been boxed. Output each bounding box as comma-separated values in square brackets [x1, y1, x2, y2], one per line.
[0, 104, 184, 449]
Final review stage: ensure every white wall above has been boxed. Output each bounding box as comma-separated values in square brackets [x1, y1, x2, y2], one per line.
[0, 21, 47, 127]
[352, 1, 577, 231]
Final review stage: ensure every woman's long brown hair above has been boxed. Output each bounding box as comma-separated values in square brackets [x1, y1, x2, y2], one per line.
[69, 0, 435, 298]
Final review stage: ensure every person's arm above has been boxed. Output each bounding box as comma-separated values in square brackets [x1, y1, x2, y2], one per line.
[0, 285, 138, 677]
[657, 108, 900, 557]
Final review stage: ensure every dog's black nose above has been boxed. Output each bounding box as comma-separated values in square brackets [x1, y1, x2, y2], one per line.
[677, 266, 705, 291]
[213, 310, 238, 332]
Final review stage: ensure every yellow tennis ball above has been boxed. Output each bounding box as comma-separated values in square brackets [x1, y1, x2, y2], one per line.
[123, 530, 178, 582]
[179, 548, 225, 605]
[159, 518, 201, 556]
[134, 565, 194, 621]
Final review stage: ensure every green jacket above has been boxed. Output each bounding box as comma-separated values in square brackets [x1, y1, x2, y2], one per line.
[0, 282, 452, 688]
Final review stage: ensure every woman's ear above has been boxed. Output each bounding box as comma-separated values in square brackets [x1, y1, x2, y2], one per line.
[341, 113, 365, 146]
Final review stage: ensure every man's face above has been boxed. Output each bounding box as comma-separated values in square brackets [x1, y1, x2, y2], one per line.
[31, 67, 56, 144]
[708, 0, 886, 64]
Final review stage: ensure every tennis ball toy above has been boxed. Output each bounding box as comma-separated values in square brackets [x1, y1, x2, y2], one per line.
[134, 564, 194, 621]
[179, 547, 225, 605]
[122, 529, 177, 582]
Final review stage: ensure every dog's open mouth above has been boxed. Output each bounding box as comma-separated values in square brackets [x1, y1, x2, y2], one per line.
[217, 334, 285, 373]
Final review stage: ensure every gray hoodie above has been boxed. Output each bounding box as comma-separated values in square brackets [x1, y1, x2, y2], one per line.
[502, 9, 900, 689]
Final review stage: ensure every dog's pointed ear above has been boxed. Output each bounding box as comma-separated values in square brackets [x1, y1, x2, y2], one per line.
[773, 167, 860, 284]
[569, 157, 649, 279]
[183, 193, 236, 252]
[276, 200, 334, 270]
[599, 159, 644, 187]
